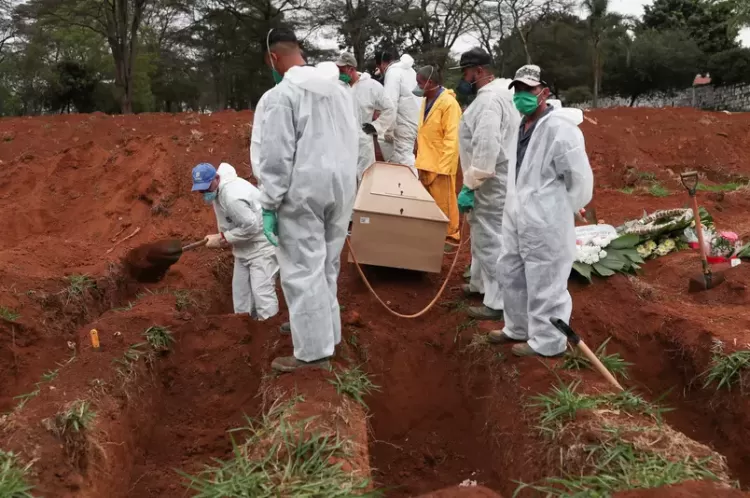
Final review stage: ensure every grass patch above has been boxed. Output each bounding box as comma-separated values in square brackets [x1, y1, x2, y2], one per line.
[532, 380, 601, 432]
[329, 365, 380, 409]
[697, 182, 746, 192]
[0, 450, 34, 497]
[648, 183, 670, 197]
[703, 341, 750, 392]
[0, 306, 20, 322]
[607, 390, 672, 422]
[55, 400, 95, 434]
[174, 290, 194, 311]
[561, 338, 632, 380]
[638, 171, 657, 181]
[463, 332, 491, 354]
[440, 298, 469, 313]
[144, 325, 174, 352]
[619, 186, 635, 194]
[179, 398, 380, 497]
[113, 342, 152, 386]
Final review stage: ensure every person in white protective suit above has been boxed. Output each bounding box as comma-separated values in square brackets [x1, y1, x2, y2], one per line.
[256, 26, 359, 373]
[190, 162, 279, 320]
[374, 47, 420, 175]
[453, 48, 520, 321]
[335, 51, 396, 181]
[490, 65, 593, 357]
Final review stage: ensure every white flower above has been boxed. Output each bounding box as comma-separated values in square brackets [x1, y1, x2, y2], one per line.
[599, 250, 607, 259]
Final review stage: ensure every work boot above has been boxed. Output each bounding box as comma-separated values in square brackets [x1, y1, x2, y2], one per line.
[512, 343, 563, 358]
[271, 356, 331, 373]
[467, 305, 503, 321]
[463, 265, 471, 280]
[280, 322, 291, 335]
[461, 284, 481, 297]
[487, 330, 524, 345]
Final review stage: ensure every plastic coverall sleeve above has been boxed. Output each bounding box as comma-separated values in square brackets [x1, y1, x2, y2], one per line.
[551, 125, 594, 212]
[370, 84, 396, 137]
[222, 198, 263, 245]
[463, 107, 506, 190]
[250, 93, 267, 182]
[257, 95, 296, 212]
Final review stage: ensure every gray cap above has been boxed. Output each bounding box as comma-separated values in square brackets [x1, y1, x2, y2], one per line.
[509, 64, 546, 89]
[335, 51, 357, 67]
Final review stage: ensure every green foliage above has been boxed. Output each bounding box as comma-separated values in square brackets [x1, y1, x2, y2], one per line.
[329, 365, 380, 408]
[179, 400, 381, 497]
[649, 183, 671, 197]
[0, 306, 20, 321]
[563, 85, 593, 104]
[703, 342, 750, 391]
[708, 48, 750, 86]
[562, 338, 632, 380]
[0, 450, 34, 498]
[55, 400, 95, 434]
[532, 380, 601, 430]
[66, 274, 94, 297]
[144, 326, 174, 351]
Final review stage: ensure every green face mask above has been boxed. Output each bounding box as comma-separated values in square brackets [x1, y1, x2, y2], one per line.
[513, 91, 540, 116]
[339, 73, 352, 84]
[272, 69, 283, 84]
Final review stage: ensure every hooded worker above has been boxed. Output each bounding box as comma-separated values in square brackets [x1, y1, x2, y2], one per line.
[454, 47, 520, 321]
[491, 65, 593, 357]
[335, 51, 396, 181]
[191, 162, 279, 320]
[375, 46, 420, 175]
[255, 26, 359, 372]
[414, 65, 462, 244]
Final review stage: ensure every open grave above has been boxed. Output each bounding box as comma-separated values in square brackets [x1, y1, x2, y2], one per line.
[1, 108, 750, 497]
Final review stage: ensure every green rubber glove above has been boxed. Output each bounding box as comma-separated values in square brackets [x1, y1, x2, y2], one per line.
[262, 208, 278, 247]
[457, 185, 475, 213]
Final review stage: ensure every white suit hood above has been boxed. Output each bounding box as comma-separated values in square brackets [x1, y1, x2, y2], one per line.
[217, 162, 239, 184]
[397, 54, 415, 68]
[285, 62, 341, 96]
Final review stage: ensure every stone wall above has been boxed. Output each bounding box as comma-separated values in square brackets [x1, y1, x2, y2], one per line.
[574, 83, 750, 112]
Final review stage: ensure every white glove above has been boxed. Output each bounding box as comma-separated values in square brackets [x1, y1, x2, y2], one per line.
[205, 233, 225, 249]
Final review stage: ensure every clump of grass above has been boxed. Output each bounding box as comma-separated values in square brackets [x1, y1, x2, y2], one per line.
[144, 325, 174, 352]
[561, 338, 632, 380]
[179, 399, 380, 497]
[113, 342, 151, 384]
[329, 365, 380, 408]
[55, 400, 95, 434]
[0, 306, 20, 322]
[440, 298, 469, 313]
[697, 182, 746, 193]
[173, 290, 193, 311]
[66, 274, 94, 297]
[0, 450, 34, 497]
[703, 340, 750, 392]
[531, 380, 601, 431]
[649, 183, 670, 197]
[41, 369, 59, 383]
[13, 390, 40, 411]
[463, 332, 491, 354]
[620, 186, 635, 194]
[606, 390, 673, 422]
[638, 171, 657, 181]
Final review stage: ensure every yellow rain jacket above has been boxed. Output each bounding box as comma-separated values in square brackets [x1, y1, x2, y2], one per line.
[415, 89, 462, 241]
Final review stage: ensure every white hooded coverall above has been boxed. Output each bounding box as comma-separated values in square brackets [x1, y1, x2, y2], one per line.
[352, 73, 396, 181]
[498, 108, 594, 356]
[459, 79, 520, 311]
[212, 162, 279, 319]
[255, 62, 359, 363]
[379, 54, 420, 174]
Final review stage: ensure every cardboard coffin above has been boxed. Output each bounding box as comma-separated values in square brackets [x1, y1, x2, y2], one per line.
[348, 162, 449, 273]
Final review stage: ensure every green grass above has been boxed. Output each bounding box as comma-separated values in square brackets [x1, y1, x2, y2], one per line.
[113, 342, 150, 382]
[648, 183, 670, 197]
[561, 338, 633, 380]
[620, 186, 635, 194]
[179, 399, 380, 497]
[697, 182, 746, 192]
[0, 450, 34, 497]
[531, 380, 601, 431]
[638, 172, 657, 181]
[144, 326, 174, 351]
[329, 365, 380, 408]
[0, 306, 20, 322]
[55, 400, 95, 434]
[463, 332, 491, 353]
[112, 301, 135, 312]
[173, 290, 193, 311]
[41, 369, 59, 383]
[703, 341, 750, 392]
[606, 390, 673, 422]
[65, 274, 95, 303]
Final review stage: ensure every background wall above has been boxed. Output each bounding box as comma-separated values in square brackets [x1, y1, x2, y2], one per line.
[575, 84, 750, 111]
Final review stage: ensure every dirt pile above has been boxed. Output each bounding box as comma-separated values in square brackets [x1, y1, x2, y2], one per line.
[1, 108, 750, 497]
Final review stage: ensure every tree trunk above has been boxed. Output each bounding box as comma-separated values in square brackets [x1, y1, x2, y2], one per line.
[593, 50, 599, 108]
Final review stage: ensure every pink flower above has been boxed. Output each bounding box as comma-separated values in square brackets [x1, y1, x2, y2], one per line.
[720, 231, 739, 242]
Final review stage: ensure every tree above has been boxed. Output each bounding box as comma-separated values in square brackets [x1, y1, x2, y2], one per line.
[604, 29, 703, 105]
[0, 0, 14, 64]
[708, 47, 750, 85]
[642, 0, 739, 56]
[581, 0, 611, 107]
[501, 0, 571, 64]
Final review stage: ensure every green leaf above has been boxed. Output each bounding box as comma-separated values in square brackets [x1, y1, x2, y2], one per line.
[608, 234, 641, 249]
[617, 248, 645, 264]
[572, 262, 593, 282]
[592, 263, 616, 277]
[737, 242, 750, 259]
[598, 256, 627, 271]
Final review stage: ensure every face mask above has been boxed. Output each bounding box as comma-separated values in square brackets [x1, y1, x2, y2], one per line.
[339, 73, 352, 84]
[412, 86, 425, 97]
[456, 79, 474, 96]
[203, 191, 218, 203]
[272, 69, 282, 84]
[513, 91, 540, 116]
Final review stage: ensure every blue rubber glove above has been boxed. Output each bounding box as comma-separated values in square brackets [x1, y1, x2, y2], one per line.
[457, 185, 475, 213]
[262, 209, 278, 247]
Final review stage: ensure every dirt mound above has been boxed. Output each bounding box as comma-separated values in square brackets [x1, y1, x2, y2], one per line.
[3, 108, 750, 497]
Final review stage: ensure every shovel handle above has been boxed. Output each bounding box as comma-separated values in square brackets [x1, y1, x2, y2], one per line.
[182, 239, 208, 252]
[688, 194, 711, 276]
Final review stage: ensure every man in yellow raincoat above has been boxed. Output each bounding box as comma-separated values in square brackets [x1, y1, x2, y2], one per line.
[414, 65, 462, 243]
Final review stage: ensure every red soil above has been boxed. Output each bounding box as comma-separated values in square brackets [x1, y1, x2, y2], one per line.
[2, 107, 750, 497]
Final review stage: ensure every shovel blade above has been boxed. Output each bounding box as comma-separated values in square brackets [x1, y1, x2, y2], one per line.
[688, 271, 726, 293]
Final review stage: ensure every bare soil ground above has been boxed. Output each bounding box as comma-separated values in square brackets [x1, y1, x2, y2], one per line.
[1, 107, 750, 497]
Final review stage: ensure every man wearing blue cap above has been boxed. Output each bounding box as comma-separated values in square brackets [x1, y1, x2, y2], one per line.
[192, 162, 279, 320]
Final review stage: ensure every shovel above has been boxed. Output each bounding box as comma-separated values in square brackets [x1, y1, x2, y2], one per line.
[123, 239, 208, 283]
[680, 171, 726, 293]
[550, 318, 624, 391]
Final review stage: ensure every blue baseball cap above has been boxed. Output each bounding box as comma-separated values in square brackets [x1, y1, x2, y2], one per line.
[191, 163, 216, 191]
